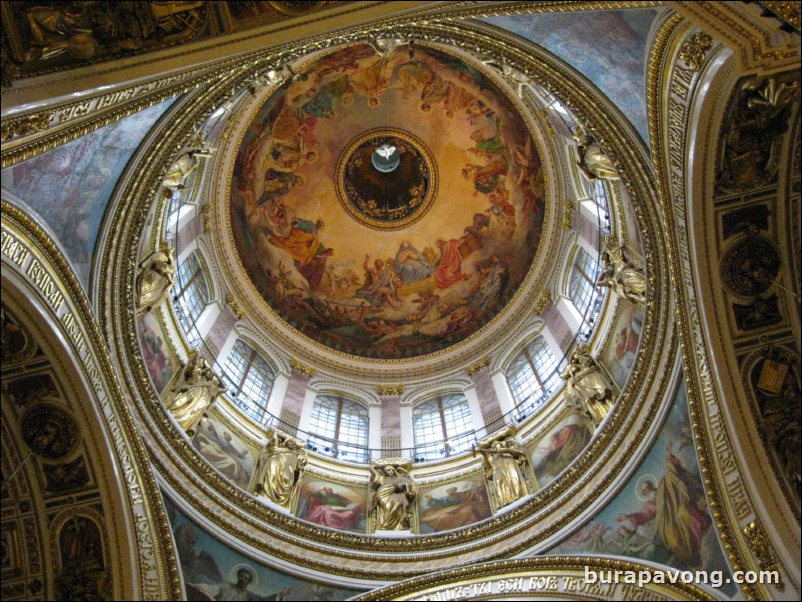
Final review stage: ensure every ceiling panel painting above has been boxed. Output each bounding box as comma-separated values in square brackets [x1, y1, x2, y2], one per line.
[230, 43, 546, 359]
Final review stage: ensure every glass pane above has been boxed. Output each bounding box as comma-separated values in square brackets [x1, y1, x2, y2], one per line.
[530, 338, 561, 399]
[507, 353, 543, 407]
[223, 340, 273, 425]
[308, 395, 368, 462]
[569, 249, 598, 317]
[413, 394, 473, 460]
[173, 252, 209, 345]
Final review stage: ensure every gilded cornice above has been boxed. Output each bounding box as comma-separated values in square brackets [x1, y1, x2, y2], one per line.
[354, 556, 716, 601]
[758, 1, 801, 31]
[671, 1, 800, 73]
[1, 65, 219, 168]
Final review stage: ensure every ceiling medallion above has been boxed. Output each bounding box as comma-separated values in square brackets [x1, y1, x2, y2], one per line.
[336, 128, 437, 231]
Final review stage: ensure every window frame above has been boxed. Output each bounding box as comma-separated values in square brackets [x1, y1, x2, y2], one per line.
[307, 394, 369, 462]
[506, 336, 562, 415]
[172, 250, 211, 345]
[412, 392, 475, 461]
[568, 247, 599, 319]
[223, 339, 275, 425]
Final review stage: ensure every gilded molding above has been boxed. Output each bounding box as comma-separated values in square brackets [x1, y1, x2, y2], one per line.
[644, 13, 798, 600]
[0, 111, 53, 141]
[743, 519, 786, 591]
[758, 1, 801, 30]
[355, 556, 716, 601]
[1, 204, 181, 600]
[679, 32, 713, 71]
[673, 1, 800, 73]
[1, 67, 218, 168]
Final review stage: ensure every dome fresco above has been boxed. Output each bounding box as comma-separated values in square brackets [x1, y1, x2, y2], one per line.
[230, 43, 546, 359]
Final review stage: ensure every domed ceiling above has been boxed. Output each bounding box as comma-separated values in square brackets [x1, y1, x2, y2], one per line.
[229, 43, 546, 359]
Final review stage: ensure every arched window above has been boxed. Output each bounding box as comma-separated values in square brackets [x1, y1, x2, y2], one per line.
[165, 190, 195, 238]
[568, 247, 599, 318]
[507, 336, 562, 415]
[412, 393, 474, 461]
[308, 395, 369, 462]
[223, 340, 275, 425]
[580, 179, 610, 221]
[173, 251, 210, 345]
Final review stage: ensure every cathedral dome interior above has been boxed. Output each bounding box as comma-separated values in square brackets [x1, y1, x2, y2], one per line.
[1, 2, 799, 601]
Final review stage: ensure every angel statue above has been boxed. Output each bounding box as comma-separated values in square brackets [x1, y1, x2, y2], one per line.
[163, 134, 215, 192]
[561, 346, 615, 430]
[165, 350, 226, 436]
[135, 242, 176, 317]
[254, 429, 307, 510]
[474, 430, 531, 510]
[369, 460, 417, 531]
[597, 236, 646, 307]
[573, 123, 619, 182]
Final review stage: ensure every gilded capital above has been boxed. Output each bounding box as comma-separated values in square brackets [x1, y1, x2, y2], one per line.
[377, 384, 404, 396]
[533, 290, 551, 314]
[226, 294, 245, 320]
[201, 203, 212, 234]
[466, 356, 490, 376]
[562, 200, 575, 229]
[290, 357, 316, 376]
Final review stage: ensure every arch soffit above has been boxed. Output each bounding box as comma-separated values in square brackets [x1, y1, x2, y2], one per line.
[0, 219, 180, 600]
[648, 12, 800, 597]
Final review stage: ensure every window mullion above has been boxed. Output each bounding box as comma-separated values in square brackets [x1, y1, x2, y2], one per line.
[175, 267, 200, 299]
[333, 398, 344, 442]
[523, 347, 545, 389]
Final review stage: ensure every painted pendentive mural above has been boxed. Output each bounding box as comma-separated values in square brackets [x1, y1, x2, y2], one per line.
[230, 43, 546, 358]
[529, 412, 592, 488]
[296, 479, 367, 533]
[166, 497, 361, 600]
[192, 417, 256, 491]
[1, 99, 175, 286]
[482, 9, 659, 146]
[417, 476, 492, 534]
[547, 378, 736, 597]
